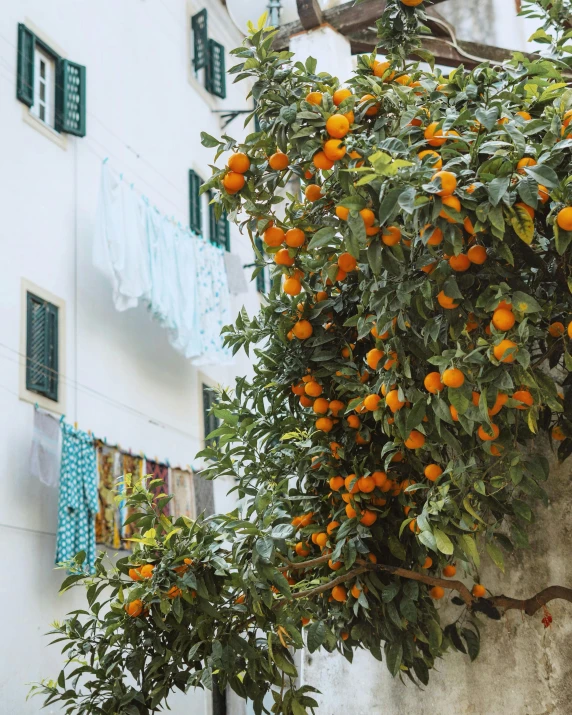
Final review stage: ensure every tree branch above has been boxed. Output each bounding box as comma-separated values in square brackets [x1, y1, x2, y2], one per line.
[488, 586, 572, 616]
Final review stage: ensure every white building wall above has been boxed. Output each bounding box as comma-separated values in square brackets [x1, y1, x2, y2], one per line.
[0, 0, 257, 713]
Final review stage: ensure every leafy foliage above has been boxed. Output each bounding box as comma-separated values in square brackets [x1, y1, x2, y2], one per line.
[35, 2, 572, 713]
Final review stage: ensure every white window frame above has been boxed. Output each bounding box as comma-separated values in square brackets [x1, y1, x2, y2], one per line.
[19, 278, 67, 414]
[31, 44, 56, 128]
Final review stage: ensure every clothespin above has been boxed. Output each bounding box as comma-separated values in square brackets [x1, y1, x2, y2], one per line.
[74, 421, 78, 430]
[140, 451, 144, 459]
[88, 429, 92, 436]
[154, 455, 159, 463]
[34, 402, 39, 410]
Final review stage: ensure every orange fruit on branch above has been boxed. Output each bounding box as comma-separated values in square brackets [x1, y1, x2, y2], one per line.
[268, 151, 290, 171]
[326, 114, 350, 139]
[228, 152, 250, 173]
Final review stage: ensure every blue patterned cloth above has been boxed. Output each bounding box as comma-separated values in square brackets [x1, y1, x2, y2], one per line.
[55, 423, 99, 573]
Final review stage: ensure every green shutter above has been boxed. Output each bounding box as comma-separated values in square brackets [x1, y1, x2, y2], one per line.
[255, 237, 267, 294]
[189, 170, 202, 234]
[26, 292, 59, 402]
[16, 24, 35, 107]
[202, 385, 220, 446]
[191, 9, 208, 71]
[55, 59, 86, 136]
[206, 39, 226, 99]
[212, 678, 227, 715]
[209, 198, 230, 251]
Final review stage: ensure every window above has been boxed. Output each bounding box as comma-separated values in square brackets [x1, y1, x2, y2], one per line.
[25, 292, 59, 402]
[254, 237, 268, 294]
[16, 23, 86, 137]
[189, 169, 202, 234]
[190, 10, 226, 99]
[209, 196, 230, 251]
[202, 384, 220, 446]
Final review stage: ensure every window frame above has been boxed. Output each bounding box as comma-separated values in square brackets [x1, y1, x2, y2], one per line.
[19, 278, 66, 413]
[31, 43, 56, 127]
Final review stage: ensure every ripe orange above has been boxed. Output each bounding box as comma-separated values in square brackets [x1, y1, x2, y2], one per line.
[125, 599, 144, 617]
[345, 504, 358, 519]
[293, 320, 313, 339]
[450, 404, 459, 421]
[467, 245, 487, 264]
[346, 414, 360, 429]
[381, 225, 401, 246]
[434, 170, 457, 197]
[295, 542, 310, 557]
[305, 184, 323, 202]
[557, 206, 572, 230]
[305, 381, 322, 397]
[439, 195, 461, 221]
[423, 557, 433, 569]
[223, 171, 246, 194]
[228, 152, 250, 173]
[472, 584, 486, 598]
[421, 224, 443, 246]
[327, 521, 340, 535]
[338, 252, 357, 272]
[493, 339, 518, 363]
[300, 395, 312, 407]
[316, 417, 333, 432]
[424, 464, 443, 482]
[449, 254, 471, 272]
[418, 150, 443, 169]
[372, 471, 387, 488]
[345, 474, 360, 494]
[385, 389, 405, 413]
[360, 94, 379, 116]
[552, 425, 566, 441]
[372, 60, 394, 80]
[167, 586, 182, 599]
[357, 475, 376, 493]
[492, 308, 515, 331]
[335, 205, 350, 221]
[329, 476, 345, 491]
[329, 400, 345, 415]
[264, 226, 284, 247]
[285, 228, 305, 247]
[488, 392, 508, 416]
[401, 0, 424, 5]
[359, 208, 376, 227]
[329, 559, 343, 570]
[129, 567, 142, 581]
[139, 564, 155, 579]
[313, 397, 330, 414]
[326, 114, 350, 139]
[478, 423, 500, 441]
[268, 151, 289, 171]
[366, 348, 385, 370]
[538, 185, 550, 204]
[332, 585, 347, 602]
[424, 371, 444, 394]
[404, 430, 425, 449]
[363, 394, 381, 411]
[409, 518, 420, 533]
[313, 151, 334, 171]
[512, 390, 533, 409]
[437, 290, 459, 309]
[442, 367, 464, 388]
[315, 533, 328, 549]
[360, 510, 377, 526]
[324, 139, 347, 162]
[443, 564, 456, 578]
[283, 278, 302, 296]
[351, 584, 362, 599]
[516, 157, 536, 174]
[430, 586, 445, 600]
[548, 321, 565, 337]
[306, 91, 323, 105]
[274, 248, 295, 266]
[333, 88, 352, 106]
[569, 321, 572, 339]
[515, 202, 535, 220]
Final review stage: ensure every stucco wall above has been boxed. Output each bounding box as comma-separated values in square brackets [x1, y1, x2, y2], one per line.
[304, 440, 572, 715]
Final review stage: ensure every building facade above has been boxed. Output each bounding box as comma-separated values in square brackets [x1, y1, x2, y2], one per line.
[0, 1, 261, 713]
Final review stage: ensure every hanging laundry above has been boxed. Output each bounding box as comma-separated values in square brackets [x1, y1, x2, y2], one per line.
[145, 459, 171, 515]
[170, 467, 195, 519]
[30, 408, 61, 488]
[95, 442, 123, 549]
[223, 251, 249, 295]
[193, 471, 215, 517]
[55, 423, 99, 573]
[93, 161, 233, 365]
[120, 453, 144, 549]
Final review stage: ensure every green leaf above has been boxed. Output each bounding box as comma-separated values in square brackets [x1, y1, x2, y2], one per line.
[346, 213, 365, 257]
[385, 640, 403, 677]
[388, 535, 407, 561]
[271, 646, 298, 677]
[406, 400, 427, 431]
[367, 240, 382, 275]
[255, 536, 274, 562]
[475, 106, 499, 131]
[459, 534, 480, 568]
[427, 619, 443, 654]
[524, 163, 559, 188]
[487, 176, 510, 206]
[200, 131, 222, 148]
[511, 290, 541, 313]
[486, 541, 505, 572]
[433, 528, 454, 555]
[338, 196, 366, 211]
[462, 628, 480, 661]
[307, 227, 337, 250]
[509, 205, 534, 245]
[399, 597, 417, 623]
[307, 620, 326, 653]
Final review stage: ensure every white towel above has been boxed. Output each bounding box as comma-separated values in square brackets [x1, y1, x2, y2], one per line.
[30, 409, 61, 488]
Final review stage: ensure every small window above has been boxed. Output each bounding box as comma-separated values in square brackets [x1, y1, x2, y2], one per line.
[202, 384, 220, 446]
[26, 292, 59, 402]
[16, 23, 86, 137]
[190, 10, 226, 99]
[189, 169, 202, 234]
[209, 196, 230, 251]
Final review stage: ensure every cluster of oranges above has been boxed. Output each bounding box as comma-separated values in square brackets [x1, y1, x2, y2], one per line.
[124, 559, 194, 618]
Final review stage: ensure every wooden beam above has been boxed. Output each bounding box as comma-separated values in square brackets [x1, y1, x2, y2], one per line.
[296, 0, 323, 31]
[274, 0, 457, 51]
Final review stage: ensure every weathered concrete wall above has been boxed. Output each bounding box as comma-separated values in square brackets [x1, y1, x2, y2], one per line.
[304, 442, 572, 714]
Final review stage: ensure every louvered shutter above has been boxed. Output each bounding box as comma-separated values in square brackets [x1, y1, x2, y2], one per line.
[191, 9, 208, 71]
[16, 24, 35, 107]
[255, 237, 267, 293]
[189, 170, 202, 233]
[26, 293, 59, 401]
[193, 471, 215, 517]
[209, 199, 230, 251]
[206, 39, 226, 99]
[202, 384, 220, 446]
[55, 59, 86, 136]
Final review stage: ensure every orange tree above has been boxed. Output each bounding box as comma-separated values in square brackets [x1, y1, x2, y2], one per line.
[35, 1, 572, 713]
